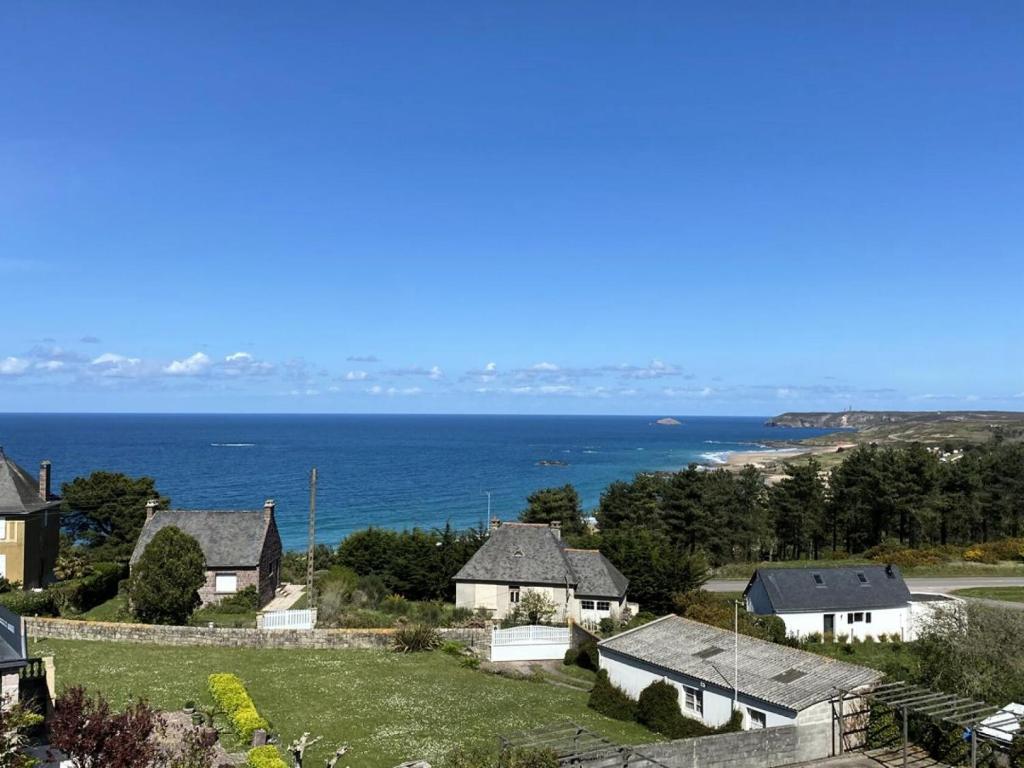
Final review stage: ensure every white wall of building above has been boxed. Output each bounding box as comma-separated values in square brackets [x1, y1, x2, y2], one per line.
[777, 606, 910, 641]
[455, 582, 574, 620]
[599, 648, 798, 729]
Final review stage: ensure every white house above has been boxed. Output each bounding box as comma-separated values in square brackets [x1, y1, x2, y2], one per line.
[453, 520, 635, 625]
[598, 615, 882, 730]
[744, 564, 954, 641]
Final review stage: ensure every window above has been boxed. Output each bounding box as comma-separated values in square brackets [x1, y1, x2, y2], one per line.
[0, 518, 6, 540]
[866, 612, 872, 623]
[847, 612, 866, 624]
[596, 601, 611, 611]
[857, 572, 869, 584]
[509, 586, 521, 604]
[854, 612, 864, 622]
[747, 708, 766, 729]
[580, 600, 595, 610]
[215, 573, 238, 594]
[812, 573, 824, 586]
[684, 686, 703, 715]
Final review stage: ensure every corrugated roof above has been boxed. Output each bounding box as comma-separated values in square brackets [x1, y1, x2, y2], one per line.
[565, 549, 629, 598]
[130, 509, 275, 568]
[0, 448, 59, 516]
[598, 615, 882, 711]
[747, 565, 912, 612]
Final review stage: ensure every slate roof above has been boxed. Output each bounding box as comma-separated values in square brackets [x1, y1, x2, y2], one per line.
[0, 605, 28, 672]
[746, 565, 912, 613]
[130, 509, 273, 568]
[599, 615, 882, 712]
[565, 549, 629, 598]
[453, 524, 628, 598]
[0, 448, 59, 516]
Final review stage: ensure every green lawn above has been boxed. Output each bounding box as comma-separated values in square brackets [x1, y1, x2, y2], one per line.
[31, 639, 654, 767]
[803, 640, 917, 679]
[79, 593, 133, 622]
[951, 586, 1024, 603]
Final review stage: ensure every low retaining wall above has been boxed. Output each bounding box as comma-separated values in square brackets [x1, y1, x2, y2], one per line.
[25, 617, 487, 650]
[568, 619, 601, 649]
[628, 722, 832, 768]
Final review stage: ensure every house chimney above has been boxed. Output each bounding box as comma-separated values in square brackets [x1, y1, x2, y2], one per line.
[39, 460, 52, 501]
[145, 499, 159, 523]
[489, 517, 502, 531]
[264, 499, 276, 523]
[549, 520, 562, 539]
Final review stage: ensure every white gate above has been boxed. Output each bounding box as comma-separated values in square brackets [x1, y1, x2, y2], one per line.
[490, 624, 570, 662]
[259, 608, 316, 631]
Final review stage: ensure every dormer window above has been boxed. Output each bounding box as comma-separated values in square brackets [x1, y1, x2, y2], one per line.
[857, 572, 869, 584]
[812, 573, 824, 586]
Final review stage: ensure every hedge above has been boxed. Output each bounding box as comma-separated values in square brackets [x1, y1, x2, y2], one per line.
[208, 673, 269, 743]
[51, 562, 125, 615]
[247, 746, 288, 768]
[0, 589, 58, 616]
[587, 670, 636, 721]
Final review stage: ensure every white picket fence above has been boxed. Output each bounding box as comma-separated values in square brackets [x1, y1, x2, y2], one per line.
[258, 608, 316, 631]
[490, 624, 570, 662]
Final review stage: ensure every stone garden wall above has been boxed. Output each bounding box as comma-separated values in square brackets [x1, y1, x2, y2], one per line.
[25, 617, 487, 650]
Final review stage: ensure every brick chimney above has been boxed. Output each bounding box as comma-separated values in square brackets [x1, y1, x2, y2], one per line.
[548, 520, 562, 539]
[145, 499, 159, 523]
[264, 499, 276, 523]
[489, 517, 502, 531]
[39, 460, 52, 501]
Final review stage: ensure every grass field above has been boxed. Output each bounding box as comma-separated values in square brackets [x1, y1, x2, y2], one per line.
[802, 640, 917, 678]
[30, 639, 654, 767]
[78, 594, 258, 627]
[951, 586, 1024, 603]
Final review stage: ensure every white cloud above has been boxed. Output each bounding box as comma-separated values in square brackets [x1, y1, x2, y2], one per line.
[531, 362, 560, 371]
[0, 357, 30, 375]
[164, 352, 212, 375]
[428, 365, 444, 380]
[225, 352, 252, 362]
[35, 360, 64, 372]
[90, 352, 142, 377]
[484, 362, 497, 372]
[345, 370, 369, 381]
[366, 384, 422, 396]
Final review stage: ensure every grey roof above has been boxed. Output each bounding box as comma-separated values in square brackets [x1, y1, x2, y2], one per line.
[599, 615, 882, 711]
[453, 524, 628, 598]
[565, 549, 629, 598]
[130, 509, 273, 568]
[746, 565, 912, 612]
[0, 448, 59, 516]
[0, 605, 28, 672]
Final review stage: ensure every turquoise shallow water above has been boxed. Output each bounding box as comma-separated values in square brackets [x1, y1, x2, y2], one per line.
[0, 413, 834, 550]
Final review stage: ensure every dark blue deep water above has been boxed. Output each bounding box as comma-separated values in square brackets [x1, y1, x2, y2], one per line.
[0, 414, 834, 550]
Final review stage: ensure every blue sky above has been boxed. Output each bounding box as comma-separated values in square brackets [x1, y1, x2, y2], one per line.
[1, 1, 1022, 415]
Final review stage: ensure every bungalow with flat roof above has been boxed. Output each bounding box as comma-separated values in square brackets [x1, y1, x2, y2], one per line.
[130, 499, 283, 607]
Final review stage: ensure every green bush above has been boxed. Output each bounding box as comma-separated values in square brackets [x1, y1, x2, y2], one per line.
[0, 589, 58, 616]
[381, 594, 410, 615]
[587, 670, 636, 721]
[563, 648, 579, 666]
[216, 586, 259, 613]
[50, 562, 125, 615]
[208, 673, 269, 743]
[392, 623, 441, 652]
[575, 640, 599, 671]
[635, 680, 713, 739]
[130, 526, 206, 625]
[247, 745, 288, 768]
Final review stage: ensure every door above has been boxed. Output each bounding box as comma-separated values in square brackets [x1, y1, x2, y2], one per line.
[824, 614, 835, 634]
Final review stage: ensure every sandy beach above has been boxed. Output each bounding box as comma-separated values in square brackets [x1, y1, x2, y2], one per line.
[706, 443, 859, 482]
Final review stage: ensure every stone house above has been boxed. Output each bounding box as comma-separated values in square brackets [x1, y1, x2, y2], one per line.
[453, 519, 635, 625]
[0, 448, 62, 588]
[130, 499, 283, 608]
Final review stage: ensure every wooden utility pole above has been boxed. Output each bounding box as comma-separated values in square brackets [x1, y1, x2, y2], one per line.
[307, 467, 317, 604]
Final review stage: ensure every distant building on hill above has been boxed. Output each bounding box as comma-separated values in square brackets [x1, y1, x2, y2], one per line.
[744, 564, 954, 641]
[453, 519, 635, 625]
[130, 499, 283, 607]
[0, 448, 62, 589]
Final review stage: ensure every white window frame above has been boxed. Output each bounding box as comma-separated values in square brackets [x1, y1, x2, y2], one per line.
[215, 573, 238, 594]
[684, 686, 703, 715]
[509, 585, 521, 604]
[747, 708, 766, 729]
[580, 599, 595, 611]
[596, 600, 611, 611]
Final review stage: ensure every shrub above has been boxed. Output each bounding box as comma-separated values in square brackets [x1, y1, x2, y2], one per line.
[863, 543, 945, 568]
[441, 640, 465, 656]
[598, 617, 618, 635]
[499, 748, 559, 768]
[805, 631, 822, 644]
[216, 586, 259, 613]
[563, 648, 579, 666]
[460, 655, 481, 670]
[50, 562, 125, 615]
[575, 640, 599, 671]
[208, 673, 269, 743]
[247, 745, 288, 768]
[393, 623, 441, 652]
[635, 680, 713, 739]
[130, 527, 206, 625]
[0, 589, 58, 616]
[380, 594, 410, 615]
[588, 670, 636, 721]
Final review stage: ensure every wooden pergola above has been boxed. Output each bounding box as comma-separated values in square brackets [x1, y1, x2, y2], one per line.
[836, 682, 1021, 768]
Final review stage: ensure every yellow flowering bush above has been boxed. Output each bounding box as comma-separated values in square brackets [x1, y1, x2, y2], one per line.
[247, 745, 288, 768]
[208, 673, 269, 743]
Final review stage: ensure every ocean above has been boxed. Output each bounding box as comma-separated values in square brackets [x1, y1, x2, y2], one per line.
[0, 414, 834, 550]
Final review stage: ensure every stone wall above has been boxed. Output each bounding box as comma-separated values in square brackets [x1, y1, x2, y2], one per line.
[569, 618, 601, 649]
[25, 617, 487, 651]
[627, 722, 832, 768]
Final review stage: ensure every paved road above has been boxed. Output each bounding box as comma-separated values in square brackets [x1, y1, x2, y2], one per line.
[705, 576, 1024, 594]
